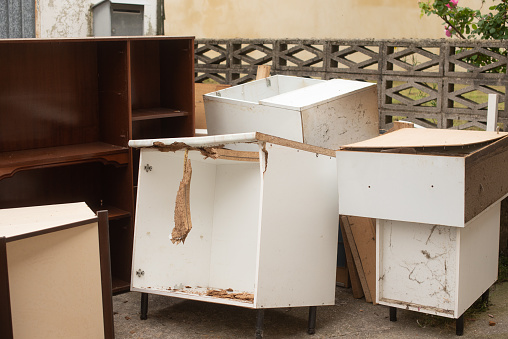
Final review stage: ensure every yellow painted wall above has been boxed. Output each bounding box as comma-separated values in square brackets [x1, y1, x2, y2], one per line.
[164, 0, 483, 39]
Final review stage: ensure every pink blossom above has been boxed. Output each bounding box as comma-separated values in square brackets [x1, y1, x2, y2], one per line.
[446, 0, 459, 9]
[445, 25, 452, 37]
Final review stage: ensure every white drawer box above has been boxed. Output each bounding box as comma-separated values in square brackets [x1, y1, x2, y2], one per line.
[129, 132, 339, 309]
[337, 128, 508, 227]
[204, 75, 379, 150]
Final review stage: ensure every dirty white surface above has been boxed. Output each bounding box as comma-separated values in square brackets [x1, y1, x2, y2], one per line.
[377, 202, 500, 319]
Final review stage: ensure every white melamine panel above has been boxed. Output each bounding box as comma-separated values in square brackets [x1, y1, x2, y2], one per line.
[132, 149, 217, 290]
[0, 202, 96, 238]
[337, 151, 466, 227]
[261, 79, 375, 111]
[256, 144, 339, 308]
[204, 99, 304, 150]
[8, 223, 105, 339]
[301, 86, 379, 149]
[377, 219, 457, 317]
[206, 75, 322, 105]
[456, 202, 500, 317]
[208, 162, 261, 292]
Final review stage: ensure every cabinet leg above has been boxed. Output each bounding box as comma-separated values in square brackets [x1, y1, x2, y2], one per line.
[389, 307, 397, 322]
[140, 293, 148, 320]
[456, 314, 464, 336]
[255, 309, 264, 339]
[307, 306, 317, 335]
[481, 288, 490, 305]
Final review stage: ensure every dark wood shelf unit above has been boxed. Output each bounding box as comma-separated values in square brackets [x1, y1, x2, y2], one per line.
[0, 36, 195, 293]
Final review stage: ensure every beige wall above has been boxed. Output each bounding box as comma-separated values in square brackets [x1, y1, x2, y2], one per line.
[164, 0, 483, 39]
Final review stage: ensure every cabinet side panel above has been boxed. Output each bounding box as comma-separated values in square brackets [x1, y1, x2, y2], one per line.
[457, 202, 500, 317]
[378, 220, 457, 316]
[132, 150, 215, 290]
[7, 224, 105, 339]
[97, 41, 130, 147]
[302, 86, 379, 149]
[256, 145, 339, 308]
[337, 151, 465, 227]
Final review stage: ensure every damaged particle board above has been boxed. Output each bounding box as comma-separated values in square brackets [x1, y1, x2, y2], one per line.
[171, 150, 193, 245]
[129, 132, 338, 310]
[338, 128, 508, 227]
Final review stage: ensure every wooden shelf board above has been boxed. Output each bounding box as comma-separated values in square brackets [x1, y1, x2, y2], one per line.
[112, 277, 130, 294]
[132, 107, 188, 121]
[0, 142, 129, 180]
[91, 205, 131, 220]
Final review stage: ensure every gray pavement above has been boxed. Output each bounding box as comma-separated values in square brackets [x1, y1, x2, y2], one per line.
[113, 281, 508, 338]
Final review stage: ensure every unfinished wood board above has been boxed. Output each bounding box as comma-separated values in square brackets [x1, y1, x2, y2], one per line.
[256, 65, 271, 80]
[348, 216, 376, 305]
[195, 83, 230, 129]
[342, 128, 508, 149]
[341, 221, 364, 299]
[340, 215, 371, 302]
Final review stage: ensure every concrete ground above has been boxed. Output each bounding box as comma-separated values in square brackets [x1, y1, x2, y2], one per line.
[113, 281, 508, 338]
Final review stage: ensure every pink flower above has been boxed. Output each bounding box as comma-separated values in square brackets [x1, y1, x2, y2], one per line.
[445, 25, 452, 37]
[446, 0, 459, 9]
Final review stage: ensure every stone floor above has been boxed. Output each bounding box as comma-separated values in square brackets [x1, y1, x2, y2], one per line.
[113, 281, 508, 338]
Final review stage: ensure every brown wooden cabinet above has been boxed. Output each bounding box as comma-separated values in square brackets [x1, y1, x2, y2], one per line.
[0, 36, 195, 293]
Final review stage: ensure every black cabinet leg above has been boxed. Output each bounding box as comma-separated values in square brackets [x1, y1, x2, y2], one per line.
[456, 314, 464, 336]
[389, 307, 397, 322]
[307, 306, 317, 335]
[255, 309, 264, 339]
[140, 293, 148, 320]
[482, 288, 490, 305]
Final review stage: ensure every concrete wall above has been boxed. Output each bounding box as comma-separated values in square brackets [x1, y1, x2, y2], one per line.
[164, 0, 483, 39]
[36, 0, 158, 38]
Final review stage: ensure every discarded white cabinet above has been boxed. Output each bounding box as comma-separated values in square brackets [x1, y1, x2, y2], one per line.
[0, 203, 114, 339]
[204, 75, 379, 150]
[129, 132, 339, 334]
[337, 128, 508, 333]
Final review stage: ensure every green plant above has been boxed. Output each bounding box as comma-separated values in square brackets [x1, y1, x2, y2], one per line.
[419, 0, 508, 40]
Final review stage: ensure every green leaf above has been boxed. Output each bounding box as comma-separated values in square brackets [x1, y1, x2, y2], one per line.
[491, 28, 497, 34]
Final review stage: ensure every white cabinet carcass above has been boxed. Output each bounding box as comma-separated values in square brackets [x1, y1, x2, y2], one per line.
[337, 128, 508, 335]
[204, 75, 379, 150]
[129, 132, 339, 336]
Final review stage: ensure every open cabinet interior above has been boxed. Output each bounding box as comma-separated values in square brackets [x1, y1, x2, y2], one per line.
[132, 149, 260, 307]
[0, 37, 195, 293]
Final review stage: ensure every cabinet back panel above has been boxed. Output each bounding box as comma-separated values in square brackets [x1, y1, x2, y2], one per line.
[0, 42, 100, 152]
[130, 40, 161, 110]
